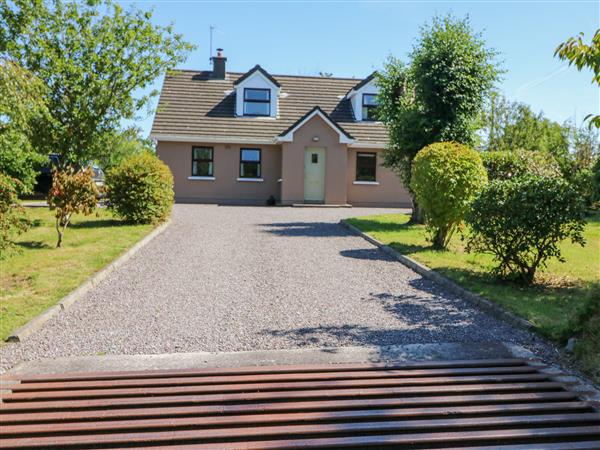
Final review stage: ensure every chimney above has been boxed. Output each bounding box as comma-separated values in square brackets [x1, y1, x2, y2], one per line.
[211, 48, 226, 79]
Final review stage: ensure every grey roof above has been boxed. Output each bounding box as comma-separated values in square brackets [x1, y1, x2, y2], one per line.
[278, 106, 354, 140]
[151, 69, 387, 145]
[233, 65, 281, 88]
[346, 71, 377, 95]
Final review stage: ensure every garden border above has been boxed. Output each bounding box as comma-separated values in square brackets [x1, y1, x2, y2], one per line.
[6, 218, 172, 343]
[340, 219, 535, 332]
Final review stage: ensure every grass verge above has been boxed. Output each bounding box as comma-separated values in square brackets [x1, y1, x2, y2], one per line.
[347, 213, 600, 382]
[1, 207, 154, 341]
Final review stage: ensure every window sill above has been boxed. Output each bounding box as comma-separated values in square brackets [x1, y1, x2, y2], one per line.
[237, 177, 264, 182]
[188, 176, 215, 181]
[353, 181, 379, 185]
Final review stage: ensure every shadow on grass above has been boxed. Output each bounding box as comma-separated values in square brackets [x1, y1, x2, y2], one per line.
[388, 241, 433, 255]
[17, 241, 51, 249]
[70, 219, 124, 229]
[348, 218, 432, 254]
[431, 265, 598, 342]
[348, 217, 413, 234]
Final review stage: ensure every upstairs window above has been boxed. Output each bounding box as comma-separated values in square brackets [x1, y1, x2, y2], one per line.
[362, 94, 379, 121]
[356, 152, 376, 181]
[192, 147, 213, 177]
[240, 148, 261, 178]
[243, 88, 270, 116]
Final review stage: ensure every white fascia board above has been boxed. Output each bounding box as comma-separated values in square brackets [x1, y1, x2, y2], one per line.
[235, 70, 280, 92]
[151, 134, 277, 145]
[348, 141, 386, 149]
[152, 133, 385, 148]
[345, 78, 378, 100]
[276, 109, 355, 145]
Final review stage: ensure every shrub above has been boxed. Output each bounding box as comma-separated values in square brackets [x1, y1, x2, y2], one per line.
[466, 176, 586, 284]
[106, 152, 173, 224]
[480, 150, 562, 181]
[571, 168, 596, 209]
[411, 142, 488, 249]
[0, 174, 30, 258]
[48, 167, 98, 247]
[592, 158, 600, 208]
[573, 286, 600, 383]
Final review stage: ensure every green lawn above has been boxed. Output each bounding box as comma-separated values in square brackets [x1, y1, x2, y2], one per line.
[1, 207, 154, 341]
[347, 214, 599, 342]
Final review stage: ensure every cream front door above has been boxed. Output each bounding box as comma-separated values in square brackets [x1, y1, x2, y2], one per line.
[304, 148, 326, 202]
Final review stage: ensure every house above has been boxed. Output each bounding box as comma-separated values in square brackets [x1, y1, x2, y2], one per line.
[150, 49, 411, 207]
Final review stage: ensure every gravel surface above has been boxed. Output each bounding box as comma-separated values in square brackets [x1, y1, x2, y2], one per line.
[0, 204, 554, 371]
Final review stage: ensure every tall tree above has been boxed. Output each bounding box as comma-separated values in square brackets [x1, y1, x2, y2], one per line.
[378, 15, 500, 223]
[478, 93, 599, 178]
[97, 128, 155, 171]
[0, 58, 49, 193]
[0, 0, 194, 167]
[555, 30, 600, 128]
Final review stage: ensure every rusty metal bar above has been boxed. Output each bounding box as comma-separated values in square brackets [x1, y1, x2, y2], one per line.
[0, 358, 597, 449]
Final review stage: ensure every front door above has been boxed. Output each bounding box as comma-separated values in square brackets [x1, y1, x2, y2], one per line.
[304, 148, 325, 202]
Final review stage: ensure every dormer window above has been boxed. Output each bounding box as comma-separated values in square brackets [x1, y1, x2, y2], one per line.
[362, 94, 379, 121]
[244, 88, 271, 116]
[234, 66, 280, 118]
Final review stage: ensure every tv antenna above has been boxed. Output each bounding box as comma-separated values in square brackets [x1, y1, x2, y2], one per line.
[209, 25, 215, 62]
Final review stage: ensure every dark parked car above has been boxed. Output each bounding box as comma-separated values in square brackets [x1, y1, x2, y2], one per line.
[34, 154, 105, 195]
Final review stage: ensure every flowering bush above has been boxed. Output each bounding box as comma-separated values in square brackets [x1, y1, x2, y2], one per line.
[48, 167, 98, 247]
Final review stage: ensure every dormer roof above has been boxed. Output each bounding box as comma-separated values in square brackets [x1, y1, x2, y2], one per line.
[345, 72, 377, 97]
[277, 106, 355, 144]
[233, 64, 281, 88]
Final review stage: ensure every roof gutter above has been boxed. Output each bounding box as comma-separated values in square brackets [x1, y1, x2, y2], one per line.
[151, 133, 386, 149]
[150, 134, 277, 146]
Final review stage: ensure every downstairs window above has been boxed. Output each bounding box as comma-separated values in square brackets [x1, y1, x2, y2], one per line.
[356, 152, 376, 181]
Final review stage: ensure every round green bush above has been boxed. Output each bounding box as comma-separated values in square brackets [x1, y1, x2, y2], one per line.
[106, 152, 174, 224]
[466, 176, 586, 284]
[480, 150, 561, 181]
[411, 142, 488, 249]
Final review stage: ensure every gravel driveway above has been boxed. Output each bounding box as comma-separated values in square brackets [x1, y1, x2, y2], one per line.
[0, 204, 550, 371]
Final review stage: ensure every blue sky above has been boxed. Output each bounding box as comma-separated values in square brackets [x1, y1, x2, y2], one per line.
[124, 0, 599, 136]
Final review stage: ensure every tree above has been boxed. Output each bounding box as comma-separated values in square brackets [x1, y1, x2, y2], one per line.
[97, 128, 155, 171]
[480, 149, 562, 182]
[378, 15, 500, 223]
[555, 30, 600, 128]
[377, 58, 428, 222]
[0, 58, 48, 193]
[566, 121, 599, 174]
[1, 0, 194, 167]
[479, 93, 569, 162]
[479, 93, 599, 180]
[47, 167, 98, 247]
[411, 142, 487, 249]
[0, 174, 30, 258]
[410, 15, 500, 144]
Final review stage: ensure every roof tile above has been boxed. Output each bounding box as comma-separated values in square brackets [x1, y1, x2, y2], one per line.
[151, 70, 388, 144]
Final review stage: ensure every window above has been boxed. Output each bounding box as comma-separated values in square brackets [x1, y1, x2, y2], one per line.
[240, 148, 261, 178]
[192, 147, 213, 177]
[356, 152, 376, 181]
[243, 88, 270, 116]
[362, 94, 379, 121]
[311, 153, 319, 164]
